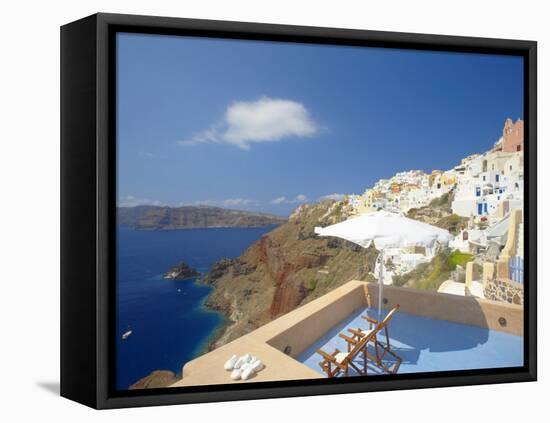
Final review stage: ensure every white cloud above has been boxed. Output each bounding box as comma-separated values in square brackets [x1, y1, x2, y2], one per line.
[221, 198, 257, 207]
[180, 126, 221, 146]
[319, 193, 346, 201]
[179, 97, 318, 150]
[270, 194, 309, 205]
[118, 195, 165, 207]
[189, 198, 258, 208]
[270, 196, 288, 205]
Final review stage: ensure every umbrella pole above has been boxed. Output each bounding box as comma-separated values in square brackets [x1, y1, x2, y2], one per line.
[378, 248, 384, 322]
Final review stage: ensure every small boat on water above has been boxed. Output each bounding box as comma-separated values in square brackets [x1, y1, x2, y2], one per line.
[122, 330, 133, 340]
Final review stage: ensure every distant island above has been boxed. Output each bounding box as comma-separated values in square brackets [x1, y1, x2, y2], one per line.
[163, 261, 200, 280]
[117, 205, 287, 230]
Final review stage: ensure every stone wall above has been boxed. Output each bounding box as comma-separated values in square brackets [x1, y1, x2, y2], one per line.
[484, 278, 523, 305]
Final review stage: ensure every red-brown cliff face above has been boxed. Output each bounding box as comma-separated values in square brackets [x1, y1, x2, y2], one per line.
[129, 370, 178, 390]
[201, 200, 378, 349]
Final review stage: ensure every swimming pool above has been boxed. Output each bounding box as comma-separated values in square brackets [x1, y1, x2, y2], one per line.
[298, 306, 523, 376]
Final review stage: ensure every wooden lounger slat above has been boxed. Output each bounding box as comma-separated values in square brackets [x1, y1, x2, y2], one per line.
[316, 348, 337, 362]
[339, 333, 356, 344]
[347, 328, 365, 337]
[361, 315, 378, 324]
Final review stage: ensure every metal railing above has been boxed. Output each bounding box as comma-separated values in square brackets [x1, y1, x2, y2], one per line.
[509, 256, 524, 284]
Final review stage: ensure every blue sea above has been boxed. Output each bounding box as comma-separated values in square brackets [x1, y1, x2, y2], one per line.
[116, 225, 276, 389]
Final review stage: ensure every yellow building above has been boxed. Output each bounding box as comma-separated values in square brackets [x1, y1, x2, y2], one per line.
[429, 170, 443, 187]
[430, 170, 456, 190]
[440, 172, 457, 186]
[482, 150, 523, 175]
[353, 189, 380, 214]
[390, 183, 401, 193]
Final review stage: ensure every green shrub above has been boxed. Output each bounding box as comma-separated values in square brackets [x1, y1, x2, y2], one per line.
[307, 278, 318, 290]
[429, 192, 449, 208]
[448, 250, 474, 270]
[392, 248, 453, 291]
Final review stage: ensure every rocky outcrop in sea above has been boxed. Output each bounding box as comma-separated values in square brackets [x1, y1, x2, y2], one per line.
[163, 261, 200, 280]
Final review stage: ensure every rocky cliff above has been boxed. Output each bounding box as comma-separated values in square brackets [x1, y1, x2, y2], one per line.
[406, 190, 468, 236]
[117, 205, 287, 230]
[129, 370, 179, 390]
[200, 200, 378, 350]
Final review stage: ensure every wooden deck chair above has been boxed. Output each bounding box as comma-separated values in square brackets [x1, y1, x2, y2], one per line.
[316, 327, 377, 378]
[317, 324, 382, 377]
[338, 328, 381, 374]
[316, 348, 351, 377]
[317, 305, 402, 378]
[361, 305, 402, 374]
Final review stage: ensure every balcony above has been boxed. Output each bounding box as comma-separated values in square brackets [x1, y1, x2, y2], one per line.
[170, 280, 523, 387]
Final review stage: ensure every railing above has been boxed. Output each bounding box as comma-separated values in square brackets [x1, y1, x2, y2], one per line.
[509, 256, 524, 284]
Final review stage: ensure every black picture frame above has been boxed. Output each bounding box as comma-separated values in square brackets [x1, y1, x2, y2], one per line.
[60, 12, 537, 409]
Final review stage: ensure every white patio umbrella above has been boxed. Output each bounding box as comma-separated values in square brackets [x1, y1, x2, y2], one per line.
[315, 211, 452, 319]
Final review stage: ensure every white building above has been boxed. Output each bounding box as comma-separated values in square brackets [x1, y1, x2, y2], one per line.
[451, 150, 523, 218]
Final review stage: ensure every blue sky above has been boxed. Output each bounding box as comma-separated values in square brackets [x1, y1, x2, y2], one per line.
[117, 33, 523, 216]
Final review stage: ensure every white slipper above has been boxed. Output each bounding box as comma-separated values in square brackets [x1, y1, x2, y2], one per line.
[230, 368, 242, 380]
[241, 367, 255, 380]
[224, 355, 238, 370]
[233, 356, 246, 369]
[249, 360, 264, 372]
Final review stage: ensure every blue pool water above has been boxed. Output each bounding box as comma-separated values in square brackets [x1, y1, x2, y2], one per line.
[116, 225, 276, 389]
[299, 307, 524, 376]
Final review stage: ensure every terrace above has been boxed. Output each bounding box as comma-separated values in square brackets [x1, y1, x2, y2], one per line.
[298, 306, 522, 376]
[170, 280, 523, 387]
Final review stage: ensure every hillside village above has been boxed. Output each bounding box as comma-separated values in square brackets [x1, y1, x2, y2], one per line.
[194, 117, 525, 351]
[342, 117, 525, 304]
[131, 119, 526, 389]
